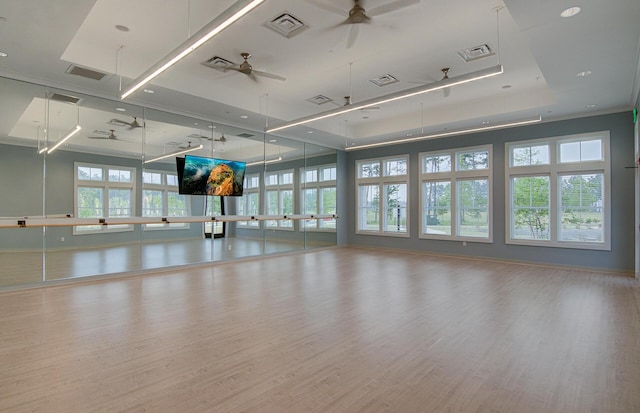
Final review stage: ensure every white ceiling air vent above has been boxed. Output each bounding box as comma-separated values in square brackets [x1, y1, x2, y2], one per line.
[369, 74, 399, 87]
[201, 56, 236, 71]
[264, 12, 308, 38]
[306, 95, 333, 105]
[65, 64, 108, 81]
[46, 92, 81, 105]
[458, 44, 494, 62]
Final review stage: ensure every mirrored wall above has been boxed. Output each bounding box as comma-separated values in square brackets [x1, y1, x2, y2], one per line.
[0, 76, 338, 289]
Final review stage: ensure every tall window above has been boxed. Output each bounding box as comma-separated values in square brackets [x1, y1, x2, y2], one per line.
[142, 170, 190, 230]
[74, 163, 135, 234]
[356, 156, 409, 236]
[237, 173, 260, 228]
[420, 145, 492, 241]
[300, 164, 337, 231]
[264, 169, 294, 229]
[506, 132, 610, 250]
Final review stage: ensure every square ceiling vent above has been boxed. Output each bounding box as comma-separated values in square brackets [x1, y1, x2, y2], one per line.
[46, 92, 81, 105]
[369, 74, 399, 87]
[201, 56, 236, 71]
[306, 95, 334, 105]
[264, 12, 308, 38]
[65, 64, 108, 81]
[458, 44, 494, 62]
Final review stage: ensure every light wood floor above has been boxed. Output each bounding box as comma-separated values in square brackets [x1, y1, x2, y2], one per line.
[1, 247, 639, 412]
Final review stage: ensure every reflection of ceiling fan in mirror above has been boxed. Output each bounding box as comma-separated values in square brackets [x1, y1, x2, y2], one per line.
[88, 129, 119, 140]
[307, 0, 419, 48]
[227, 53, 286, 82]
[109, 116, 142, 129]
[215, 133, 226, 143]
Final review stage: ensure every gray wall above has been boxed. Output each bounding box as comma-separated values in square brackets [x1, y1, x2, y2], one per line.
[346, 111, 636, 272]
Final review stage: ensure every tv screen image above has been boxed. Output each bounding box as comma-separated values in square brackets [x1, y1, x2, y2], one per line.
[180, 155, 246, 196]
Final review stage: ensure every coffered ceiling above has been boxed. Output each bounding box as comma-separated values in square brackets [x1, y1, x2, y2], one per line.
[0, 0, 639, 150]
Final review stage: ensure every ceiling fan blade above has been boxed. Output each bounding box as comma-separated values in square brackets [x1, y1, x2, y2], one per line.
[306, 0, 347, 16]
[252, 70, 286, 82]
[367, 0, 419, 17]
[346, 24, 360, 48]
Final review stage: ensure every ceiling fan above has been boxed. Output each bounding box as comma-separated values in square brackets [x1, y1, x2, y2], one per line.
[88, 129, 119, 140]
[308, 0, 420, 48]
[214, 133, 227, 143]
[227, 53, 286, 81]
[411, 67, 452, 97]
[109, 116, 142, 129]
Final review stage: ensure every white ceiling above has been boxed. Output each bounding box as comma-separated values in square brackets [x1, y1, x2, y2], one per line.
[0, 0, 639, 150]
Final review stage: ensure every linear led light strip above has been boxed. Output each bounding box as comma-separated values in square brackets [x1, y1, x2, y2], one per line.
[266, 65, 504, 133]
[121, 0, 265, 100]
[47, 125, 82, 154]
[345, 116, 542, 151]
[246, 156, 282, 166]
[144, 144, 203, 164]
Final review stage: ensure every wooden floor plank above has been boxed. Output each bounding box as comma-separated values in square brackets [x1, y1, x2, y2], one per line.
[0, 247, 639, 412]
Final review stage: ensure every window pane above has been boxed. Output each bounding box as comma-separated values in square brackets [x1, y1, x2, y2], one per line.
[78, 166, 103, 181]
[108, 169, 132, 183]
[280, 190, 293, 227]
[422, 155, 451, 173]
[302, 188, 318, 229]
[457, 150, 489, 171]
[280, 172, 293, 185]
[143, 172, 162, 185]
[512, 145, 550, 167]
[422, 181, 451, 235]
[320, 187, 337, 229]
[265, 190, 279, 227]
[560, 174, 603, 243]
[358, 185, 379, 231]
[108, 189, 132, 217]
[457, 179, 489, 238]
[383, 184, 407, 233]
[265, 173, 278, 186]
[321, 166, 336, 181]
[168, 192, 187, 217]
[305, 169, 318, 183]
[77, 187, 103, 218]
[142, 190, 163, 217]
[359, 161, 380, 178]
[384, 159, 407, 176]
[512, 176, 550, 240]
[559, 139, 603, 163]
[166, 174, 178, 187]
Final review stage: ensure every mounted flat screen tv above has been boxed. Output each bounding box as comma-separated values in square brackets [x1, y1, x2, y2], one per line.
[181, 155, 246, 196]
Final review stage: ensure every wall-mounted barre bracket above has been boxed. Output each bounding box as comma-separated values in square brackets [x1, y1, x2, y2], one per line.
[18, 220, 26, 227]
[162, 217, 168, 223]
[99, 218, 106, 225]
[211, 217, 217, 221]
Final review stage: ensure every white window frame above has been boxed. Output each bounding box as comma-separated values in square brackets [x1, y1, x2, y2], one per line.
[142, 169, 190, 231]
[419, 144, 493, 243]
[300, 164, 337, 232]
[505, 131, 611, 250]
[73, 162, 136, 235]
[264, 169, 294, 231]
[356, 155, 410, 237]
[237, 173, 261, 229]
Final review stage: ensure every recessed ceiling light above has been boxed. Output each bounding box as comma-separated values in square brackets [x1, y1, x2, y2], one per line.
[0, 51, 7, 58]
[115, 107, 126, 112]
[482, 121, 490, 125]
[208, 125, 216, 129]
[240, 115, 248, 119]
[269, 139, 277, 142]
[143, 88, 154, 94]
[307, 131, 314, 134]
[194, 122, 198, 125]
[576, 70, 592, 77]
[585, 103, 597, 108]
[115, 25, 130, 32]
[560, 6, 581, 18]
[406, 133, 413, 137]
